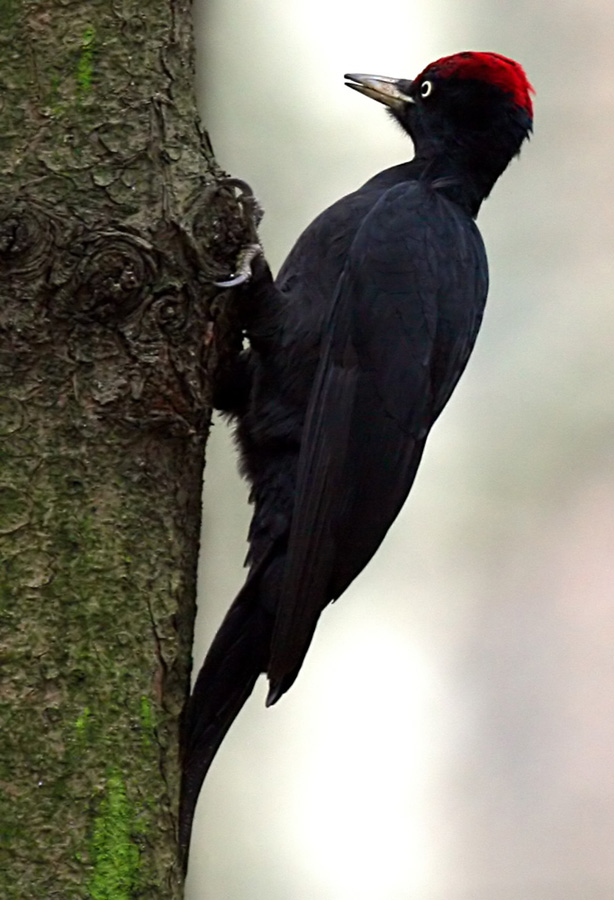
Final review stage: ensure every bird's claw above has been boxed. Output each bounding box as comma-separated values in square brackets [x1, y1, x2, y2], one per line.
[214, 242, 263, 288]
[206, 177, 264, 288]
[221, 177, 264, 230]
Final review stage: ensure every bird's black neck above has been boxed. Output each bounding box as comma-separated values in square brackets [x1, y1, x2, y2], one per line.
[417, 156, 488, 218]
[363, 158, 487, 218]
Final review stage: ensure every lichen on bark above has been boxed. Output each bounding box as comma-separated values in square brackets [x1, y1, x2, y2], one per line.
[0, 1, 247, 896]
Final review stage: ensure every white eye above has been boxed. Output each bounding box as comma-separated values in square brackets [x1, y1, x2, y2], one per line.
[420, 80, 433, 98]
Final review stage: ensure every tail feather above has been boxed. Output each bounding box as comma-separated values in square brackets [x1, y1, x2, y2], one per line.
[179, 582, 271, 865]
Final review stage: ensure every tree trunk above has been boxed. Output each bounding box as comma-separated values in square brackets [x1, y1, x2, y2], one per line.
[0, 2, 244, 895]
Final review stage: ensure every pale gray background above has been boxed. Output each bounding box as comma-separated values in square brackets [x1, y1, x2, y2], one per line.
[188, 1, 614, 897]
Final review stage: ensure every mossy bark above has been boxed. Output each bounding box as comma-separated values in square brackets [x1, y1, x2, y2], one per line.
[0, 1, 245, 896]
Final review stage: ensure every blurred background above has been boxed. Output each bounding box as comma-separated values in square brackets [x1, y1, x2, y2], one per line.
[188, 1, 614, 898]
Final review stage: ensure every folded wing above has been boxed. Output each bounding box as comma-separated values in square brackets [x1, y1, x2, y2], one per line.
[267, 183, 487, 697]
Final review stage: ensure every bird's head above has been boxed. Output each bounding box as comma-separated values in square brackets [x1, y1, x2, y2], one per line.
[345, 52, 534, 208]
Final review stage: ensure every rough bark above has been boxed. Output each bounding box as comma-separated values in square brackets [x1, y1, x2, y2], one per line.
[0, 1, 245, 896]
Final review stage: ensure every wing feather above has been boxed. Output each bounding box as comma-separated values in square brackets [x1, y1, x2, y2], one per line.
[268, 183, 487, 688]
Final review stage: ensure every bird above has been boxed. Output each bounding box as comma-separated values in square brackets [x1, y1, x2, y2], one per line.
[180, 51, 534, 859]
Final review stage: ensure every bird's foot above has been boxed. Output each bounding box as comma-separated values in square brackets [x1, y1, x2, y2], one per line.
[208, 177, 265, 288]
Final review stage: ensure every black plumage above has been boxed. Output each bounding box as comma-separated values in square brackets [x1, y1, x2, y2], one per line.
[180, 51, 533, 858]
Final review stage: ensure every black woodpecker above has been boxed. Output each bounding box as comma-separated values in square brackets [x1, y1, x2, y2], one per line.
[180, 51, 534, 859]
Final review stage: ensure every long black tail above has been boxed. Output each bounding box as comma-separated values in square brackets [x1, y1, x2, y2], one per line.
[179, 579, 272, 866]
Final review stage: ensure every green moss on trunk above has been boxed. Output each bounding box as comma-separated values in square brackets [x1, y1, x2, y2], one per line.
[88, 772, 141, 900]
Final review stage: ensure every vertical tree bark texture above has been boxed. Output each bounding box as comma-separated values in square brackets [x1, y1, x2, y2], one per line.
[0, 2, 244, 896]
